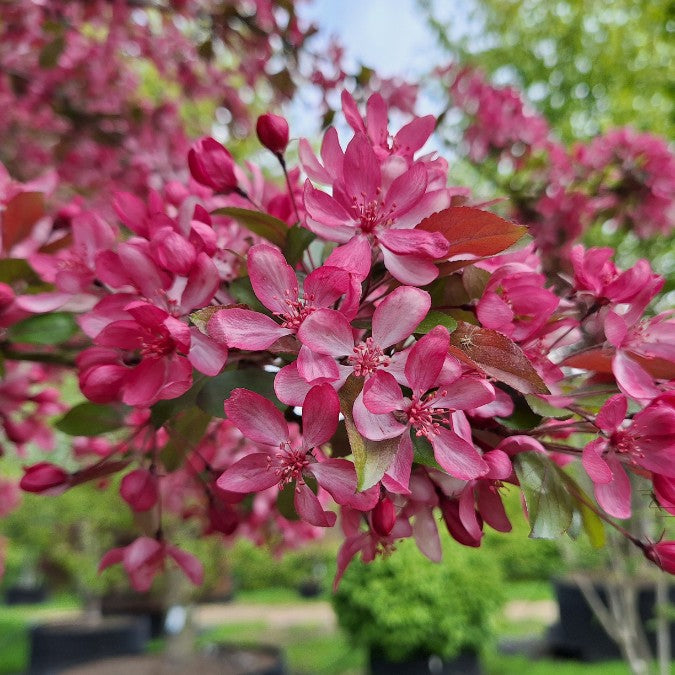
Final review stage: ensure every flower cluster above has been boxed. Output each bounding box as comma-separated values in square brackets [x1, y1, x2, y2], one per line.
[1, 69, 675, 591]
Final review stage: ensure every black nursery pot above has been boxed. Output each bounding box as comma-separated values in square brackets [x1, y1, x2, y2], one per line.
[369, 649, 481, 675]
[4, 584, 48, 605]
[548, 578, 675, 662]
[28, 617, 149, 674]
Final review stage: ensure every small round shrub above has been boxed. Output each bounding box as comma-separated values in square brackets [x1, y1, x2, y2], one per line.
[332, 536, 504, 663]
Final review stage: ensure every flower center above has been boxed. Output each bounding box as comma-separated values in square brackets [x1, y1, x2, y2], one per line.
[348, 337, 390, 377]
[611, 430, 642, 458]
[272, 442, 310, 486]
[406, 390, 449, 438]
[278, 291, 316, 331]
[139, 329, 174, 358]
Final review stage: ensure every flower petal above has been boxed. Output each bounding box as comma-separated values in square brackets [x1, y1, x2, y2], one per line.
[224, 388, 288, 445]
[372, 286, 431, 348]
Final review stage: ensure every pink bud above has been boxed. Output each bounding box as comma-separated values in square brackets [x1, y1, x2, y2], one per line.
[20, 462, 69, 495]
[256, 113, 289, 155]
[371, 495, 396, 537]
[120, 468, 158, 512]
[644, 541, 675, 574]
[188, 137, 238, 193]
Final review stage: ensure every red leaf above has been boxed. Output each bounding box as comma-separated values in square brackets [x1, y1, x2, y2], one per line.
[563, 349, 675, 380]
[449, 322, 549, 395]
[417, 206, 527, 259]
[2, 192, 45, 253]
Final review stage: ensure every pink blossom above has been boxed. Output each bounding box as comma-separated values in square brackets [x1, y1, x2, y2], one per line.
[582, 394, 675, 518]
[256, 113, 290, 155]
[357, 326, 494, 483]
[99, 536, 203, 592]
[20, 462, 70, 495]
[218, 386, 375, 527]
[208, 244, 352, 351]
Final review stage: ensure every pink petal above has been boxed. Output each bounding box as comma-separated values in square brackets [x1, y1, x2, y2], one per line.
[483, 449, 512, 480]
[476, 482, 512, 532]
[341, 91, 367, 134]
[394, 116, 436, 155]
[294, 482, 337, 527]
[382, 164, 428, 217]
[248, 244, 299, 314]
[363, 371, 406, 414]
[378, 227, 448, 258]
[297, 345, 340, 384]
[216, 453, 280, 492]
[113, 191, 148, 236]
[372, 286, 431, 348]
[582, 438, 613, 484]
[604, 310, 628, 348]
[167, 545, 204, 586]
[188, 329, 227, 376]
[180, 253, 220, 312]
[353, 391, 407, 441]
[595, 394, 627, 434]
[274, 362, 314, 406]
[122, 358, 167, 406]
[320, 127, 344, 180]
[299, 138, 332, 183]
[304, 266, 351, 308]
[334, 532, 369, 590]
[297, 308, 354, 357]
[458, 485, 484, 541]
[381, 248, 440, 285]
[325, 236, 372, 280]
[433, 377, 495, 411]
[477, 292, 515, 330]
[382, 433, 414, 494]
[208, 308, 292, 350]
[366, 93, 388, 145]
[120, 469, 158, 512]
[613, 351, 660, 403]
[303, 182, 355, 232]
[404, 326, 449, 393]
[98, 547, 125, 573]
[433, 427, 489, 480]
[224, 388, 289, 445]
[344, 134, 380, 201]
[308, 458, 357, 506]
[412, 508, 442, 562]
[594, 454, 632, 519]
[302, 384, 340, 448]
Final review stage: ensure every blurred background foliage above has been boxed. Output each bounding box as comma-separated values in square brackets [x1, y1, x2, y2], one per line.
[422, 0, 673, 142]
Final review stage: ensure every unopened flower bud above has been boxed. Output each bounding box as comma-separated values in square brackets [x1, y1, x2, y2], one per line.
[644, 541, 675, 574]
[20, 462, 70, 495]
[371, 495, 396, 537]
[120, 468, 158, 512]
[188, 137, 238, 193]
[256, 113, 289, 155]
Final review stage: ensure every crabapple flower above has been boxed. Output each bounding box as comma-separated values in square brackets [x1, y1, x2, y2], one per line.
[188, 137, 239, 193]
[99, 536, 203, 592]
[582, 393, 675, 518]
[604, 310, 675, 403]
[208, 243, 352, 351]
[303, 132, 450, 285]
[296, 285, 431, 384]
[78, 301, 226, 407]
[357, 326, 495, 483]
[120, 468, 159, 512]
[217, 385, 375, 527]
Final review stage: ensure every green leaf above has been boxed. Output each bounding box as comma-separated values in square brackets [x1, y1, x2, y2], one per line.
[411, 432, 443, 471]
[8, 313, 77, 345]
[0, 259, 42, 285]
[160, 406, 211, 472]
[150, 380, 206, 429]
[337, 376, 399, 490]
[39, 35, 65, 68]
[229, 277, 267, 313]
[196, 369, 283, 418]
[514, 453, 575, 539]
[213, 207, 288, 247]
[525, 394, 573, 420]
[277, 474, 318, 521]
[284, 225, 316, 267]
[55, 402, 125, 436]
[462, 266, 491, 300]
[414, 310, 458, 335]
[498, 393, 542, 430]
[556, 470, 606, 548]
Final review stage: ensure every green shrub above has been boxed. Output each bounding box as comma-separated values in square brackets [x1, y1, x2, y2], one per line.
[332, 536, 504, 663]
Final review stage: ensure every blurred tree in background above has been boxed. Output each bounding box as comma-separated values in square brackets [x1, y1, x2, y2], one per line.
[422, 0, 673, 142]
